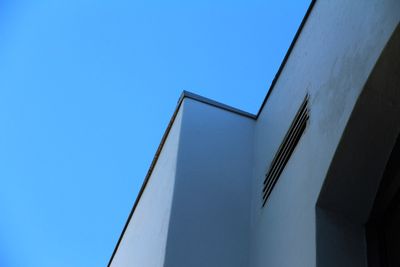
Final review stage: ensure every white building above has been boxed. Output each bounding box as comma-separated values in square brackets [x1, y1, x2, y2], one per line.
[108, 0, 400, 266]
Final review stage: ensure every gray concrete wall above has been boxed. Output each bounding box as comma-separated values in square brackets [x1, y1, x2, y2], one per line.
[164, 98, 255, 267]
[249, 0, 400, 266]
[110, 105, 184, 267]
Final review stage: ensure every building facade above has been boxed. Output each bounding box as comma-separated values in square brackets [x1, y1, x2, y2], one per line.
[108, 0, 400, 266]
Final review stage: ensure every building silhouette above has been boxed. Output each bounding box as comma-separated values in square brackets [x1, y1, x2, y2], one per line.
[109, 0, 400, 266]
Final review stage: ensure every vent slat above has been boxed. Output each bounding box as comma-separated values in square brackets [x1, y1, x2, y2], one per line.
[262, 106, 309, 192]
[263, 108, 308, 196]
[262, 114, 308, 205]
[262, 94, 309, 207]
[262, 98, 308, 185]
[263, 113, 308, 203]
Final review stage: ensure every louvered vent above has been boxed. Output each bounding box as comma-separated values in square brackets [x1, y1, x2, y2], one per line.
[262, 94, 310, 207]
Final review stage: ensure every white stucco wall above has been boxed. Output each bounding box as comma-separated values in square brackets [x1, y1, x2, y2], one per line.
[110, 1, 400, 266]
[249, 0, 400, 267]
[163, 98, 255, 267]
[110, 105, 184, 267]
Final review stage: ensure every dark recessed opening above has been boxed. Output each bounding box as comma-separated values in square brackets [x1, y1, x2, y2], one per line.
[367, 133, 400, 267]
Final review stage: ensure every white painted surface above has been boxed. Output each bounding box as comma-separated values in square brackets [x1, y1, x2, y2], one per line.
[249, 0, 400, 266]
[164, 98, 255, 267]
[110, 105, 184, 267]
[110, 1, 400, 266]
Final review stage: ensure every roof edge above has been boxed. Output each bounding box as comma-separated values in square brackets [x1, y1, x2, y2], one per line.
[256, 0, 317, 117]
[107, 94, 184, 267]
[180, 90, 257, 119]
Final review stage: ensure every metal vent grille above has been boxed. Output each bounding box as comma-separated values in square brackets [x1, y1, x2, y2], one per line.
[262, 94, 310, 207]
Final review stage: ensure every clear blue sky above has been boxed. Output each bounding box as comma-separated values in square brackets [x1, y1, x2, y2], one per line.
[0, 1, 310, 266]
